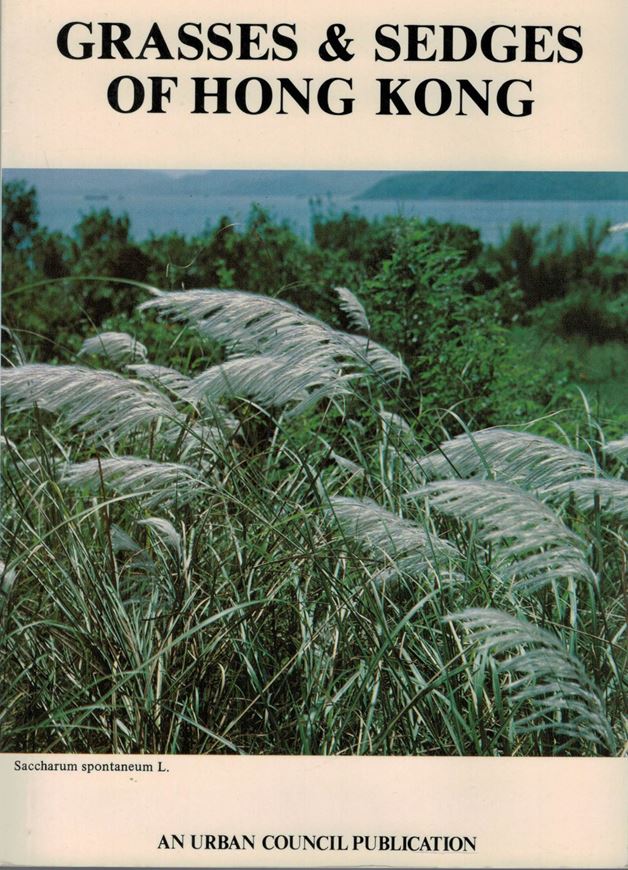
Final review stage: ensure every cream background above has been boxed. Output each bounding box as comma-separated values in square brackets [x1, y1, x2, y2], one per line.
[1, 2, 627, 867]
[2, 0, 627, 170]
[1, 756, 627, 867]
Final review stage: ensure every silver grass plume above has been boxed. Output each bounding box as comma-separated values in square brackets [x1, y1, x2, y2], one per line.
[126, 363, 192, 397]
[110, 525, 143, 553]
[2, 365, 182, 440]
[603, 435, 628, 462]
[183, 352, 355, 417]
[448, 608, 616, 751]
[379, 410, 416, 443]
[330, 452, 365, 479]
[109, 525, 155, 572]
[548, 478, 628, 522]
[416, 428, 598, 490]
[137, 517, 182, 553]
[330, 496, 458, 580]
[79, 332, 147, 364]
[159, 421, 231, 464]
[342, 334, 408, 381]
[0, 560, 17, 596]
[139, 289, 408, 381]
[61, 456, 205, 507]
[335, 286, 370, 333]
[147, 381, 240, 438]
[408, 480, 595, 591]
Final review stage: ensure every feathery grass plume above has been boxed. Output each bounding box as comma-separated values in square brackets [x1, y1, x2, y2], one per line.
[448, 608, 616, 752]
[408, 480, 596, 591]
[137, 517, 182, 553]
[335, 286, 370, 333]
[79, 332, 148, 364]
[126, 363, 192, 397]
[416, 428, 598, 489]
[159, 421, 230, 465]
[379, 410, 416, 443]
[139, 288, 408, 381]
[110, 525, 155, 573]
[329, 496, 458, 580]
[603, 435, 628, 462]
[139, 287, 334, 358]
[61, 456, 206, 507]
[0, 561, 17, 596]
[183, 352, 355, 417]
[342, 334, 408, 381]
[548, 479, 628, 522]
[110, 525, 143, 553]
[330, 452, 365, 479]
[1, 364, 182, 440]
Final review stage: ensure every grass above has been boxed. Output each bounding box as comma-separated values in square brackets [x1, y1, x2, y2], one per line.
[1, 286, 626, 756]
[510, 325, 628, 423]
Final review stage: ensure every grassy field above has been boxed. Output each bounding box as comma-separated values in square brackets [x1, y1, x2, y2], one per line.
[1, 284, 626, 756]
[512, 328, 628, 418]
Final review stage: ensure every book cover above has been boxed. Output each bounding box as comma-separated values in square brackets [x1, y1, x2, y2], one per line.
[1, 1, 627, 867]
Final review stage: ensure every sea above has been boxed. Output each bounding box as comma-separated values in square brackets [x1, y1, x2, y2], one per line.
[4, 169, 628, 248]
[29, 194, 628, 249]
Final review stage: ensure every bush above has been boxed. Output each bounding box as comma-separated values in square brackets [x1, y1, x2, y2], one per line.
[362, 220, 521, 429]
[487, 218, 627, 306]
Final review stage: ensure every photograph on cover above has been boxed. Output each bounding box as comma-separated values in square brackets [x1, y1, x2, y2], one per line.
[2, 167, 627, 758]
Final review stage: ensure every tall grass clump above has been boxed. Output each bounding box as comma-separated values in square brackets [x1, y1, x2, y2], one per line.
[1, 283, 626, 756]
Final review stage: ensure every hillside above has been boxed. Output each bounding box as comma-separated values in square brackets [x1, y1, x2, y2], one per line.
[359, 171, 628, 201]
[2, 169, 390, 200]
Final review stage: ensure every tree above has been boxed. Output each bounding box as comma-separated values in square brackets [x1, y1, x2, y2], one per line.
[2, 180, 39, 252]
[71, 210, 150, 282]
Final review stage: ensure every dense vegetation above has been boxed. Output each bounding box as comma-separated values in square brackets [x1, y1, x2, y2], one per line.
[1, 179, 626, 755]
[3, 179, 627, 434]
